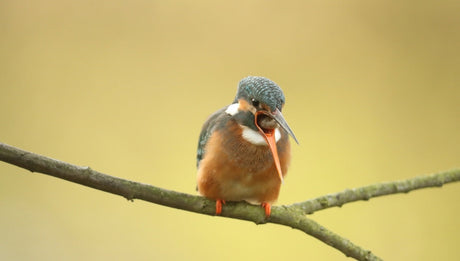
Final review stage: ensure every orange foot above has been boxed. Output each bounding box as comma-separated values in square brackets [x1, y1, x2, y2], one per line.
[215, 199, 226, 215]
[261, 202, 271, 217]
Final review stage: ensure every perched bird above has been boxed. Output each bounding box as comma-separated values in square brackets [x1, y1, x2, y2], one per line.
[196, 76, 298, 217]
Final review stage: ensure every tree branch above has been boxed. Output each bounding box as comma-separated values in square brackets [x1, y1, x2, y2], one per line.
[1, 142, 459, 260]
[291, 169, 460, 214]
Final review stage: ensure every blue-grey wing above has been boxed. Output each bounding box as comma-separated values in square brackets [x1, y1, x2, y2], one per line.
[196, 107, 227, 168]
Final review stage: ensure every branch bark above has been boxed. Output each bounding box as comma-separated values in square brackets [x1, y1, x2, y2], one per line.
[1, 142, 459, 260]
[290, 169, 460, 214]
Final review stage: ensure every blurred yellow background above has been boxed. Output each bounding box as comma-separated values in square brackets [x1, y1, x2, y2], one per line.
[1, 1, 459, 260]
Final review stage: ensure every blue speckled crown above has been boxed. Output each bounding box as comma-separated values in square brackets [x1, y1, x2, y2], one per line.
[234, 76, 285, 112]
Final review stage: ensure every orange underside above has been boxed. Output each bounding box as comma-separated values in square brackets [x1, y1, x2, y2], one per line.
[197, 117, 291, 218]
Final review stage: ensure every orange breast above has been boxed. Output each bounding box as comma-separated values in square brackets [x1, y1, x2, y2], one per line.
[197, 119, 291, 204]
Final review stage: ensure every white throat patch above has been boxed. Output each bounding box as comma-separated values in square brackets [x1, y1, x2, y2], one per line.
[241, 126, 281, 145]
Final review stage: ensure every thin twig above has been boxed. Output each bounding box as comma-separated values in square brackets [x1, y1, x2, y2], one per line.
[290, 169, 460, 215]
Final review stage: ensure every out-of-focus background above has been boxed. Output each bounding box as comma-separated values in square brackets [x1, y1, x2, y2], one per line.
[1, 1, 459, 260]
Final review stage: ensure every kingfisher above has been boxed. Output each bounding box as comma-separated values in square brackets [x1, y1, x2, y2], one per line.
[196, 76, 298, 217]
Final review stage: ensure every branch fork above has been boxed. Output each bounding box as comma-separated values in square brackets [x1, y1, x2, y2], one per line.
[1, 142, 459, 261]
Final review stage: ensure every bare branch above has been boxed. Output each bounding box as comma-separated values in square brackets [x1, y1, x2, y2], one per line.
[0, 142, 383, 260]
[2, 142, 459, 260]
[290, 169, 460, 215]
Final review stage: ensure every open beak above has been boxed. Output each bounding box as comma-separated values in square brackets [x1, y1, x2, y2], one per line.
[271, 109, 298, 144]
[255, 109, 298, 183]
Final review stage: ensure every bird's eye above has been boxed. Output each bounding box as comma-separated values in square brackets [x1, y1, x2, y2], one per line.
[251, 98, 260, 107]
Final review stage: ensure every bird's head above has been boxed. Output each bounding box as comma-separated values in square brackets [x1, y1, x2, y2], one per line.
[228, 76, 298, 182]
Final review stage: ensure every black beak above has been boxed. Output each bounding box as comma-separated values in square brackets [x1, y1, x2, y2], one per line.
[271, 109, 299, 144]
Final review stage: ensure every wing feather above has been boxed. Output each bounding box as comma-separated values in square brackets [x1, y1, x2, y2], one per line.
[196, 107, 228, 168]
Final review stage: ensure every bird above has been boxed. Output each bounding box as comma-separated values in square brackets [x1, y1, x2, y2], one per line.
[196, 76, 298, 217]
